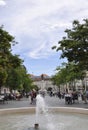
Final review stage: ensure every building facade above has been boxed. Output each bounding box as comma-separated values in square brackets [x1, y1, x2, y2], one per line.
[30, 74, 58, 91]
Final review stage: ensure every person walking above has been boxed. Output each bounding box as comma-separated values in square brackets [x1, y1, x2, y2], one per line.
[30, 89, 36, 104]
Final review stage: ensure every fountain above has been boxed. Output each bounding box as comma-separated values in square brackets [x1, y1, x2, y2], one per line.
[0, 94, 88, 130]
[29, 94, 55, 130]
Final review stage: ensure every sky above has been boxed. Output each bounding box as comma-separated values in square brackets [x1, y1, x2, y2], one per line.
[0, 0, 88, 76]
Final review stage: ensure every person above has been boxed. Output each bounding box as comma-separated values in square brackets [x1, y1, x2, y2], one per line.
[65, 92, 72, 104]
[16, 92, 22, 100]
[82, 90, 87, 104]
[57, 91, 61, 99]
[30, 89, 36, 104]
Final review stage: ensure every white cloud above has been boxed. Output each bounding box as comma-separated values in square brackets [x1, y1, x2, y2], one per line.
[0, 0, 88, 59]
[28, 39, 57, 59]
[0, 0, 6, 5]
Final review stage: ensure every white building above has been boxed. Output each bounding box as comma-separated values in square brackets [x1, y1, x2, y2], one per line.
[30, 74, 58, 91]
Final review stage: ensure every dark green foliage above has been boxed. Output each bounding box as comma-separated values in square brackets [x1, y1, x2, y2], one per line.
[0, 26, 33, 92]
[53, 19, 88, 71]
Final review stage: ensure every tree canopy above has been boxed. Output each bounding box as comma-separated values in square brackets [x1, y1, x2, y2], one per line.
[52, 19, 88, 71]
[0, 26, 33, 92]
[51, 62, 85, 91]
[52, 19, 88, 90]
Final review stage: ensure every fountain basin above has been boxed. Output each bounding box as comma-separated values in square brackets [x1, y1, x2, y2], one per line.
[0, 107, 88, 130]
[0, 107, 88, 115]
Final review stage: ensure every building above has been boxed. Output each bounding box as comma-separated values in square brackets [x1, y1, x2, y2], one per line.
[30, 74, 58, 91]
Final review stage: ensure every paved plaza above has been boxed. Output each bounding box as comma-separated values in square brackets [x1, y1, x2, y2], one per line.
[0, 95, 88, 109]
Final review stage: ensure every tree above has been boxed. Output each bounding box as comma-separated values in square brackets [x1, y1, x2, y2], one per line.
[0, 26, 14, 91]
[0, 25, 15, 68]
[6, 65, 33, 92]
[0, 26, 33, 92]
[52, 19, 88, 71]
[0, 67, 7, 93]
[22, 73, 33, 92]
[51, 62, 85, 91]
[51, 64, 68, 92]
[0, 26, 24, 91]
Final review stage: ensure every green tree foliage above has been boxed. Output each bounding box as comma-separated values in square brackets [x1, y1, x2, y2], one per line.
[0, 26, 14, 68]
[0, 67, 7, 93]
[52, 19, 88, 71]
[22, 72, 33, 92]
[0, 26, 23, 69]
[8, 54, 23, 68]
[6, 66, 33, 92]
[0, 26, 14, 90]
[0, 26, 33, 92]
[51, 62, 85, 90]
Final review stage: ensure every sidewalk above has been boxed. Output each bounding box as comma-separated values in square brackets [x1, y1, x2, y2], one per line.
[0, 95, 88, 109]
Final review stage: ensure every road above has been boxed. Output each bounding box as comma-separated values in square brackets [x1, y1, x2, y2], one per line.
[0, 95, 88, 109]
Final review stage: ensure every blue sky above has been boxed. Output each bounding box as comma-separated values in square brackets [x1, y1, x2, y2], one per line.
[0, 0, 88, 76]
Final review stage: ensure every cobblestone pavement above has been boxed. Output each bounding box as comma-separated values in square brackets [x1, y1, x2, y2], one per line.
[0, 95, 88, 109]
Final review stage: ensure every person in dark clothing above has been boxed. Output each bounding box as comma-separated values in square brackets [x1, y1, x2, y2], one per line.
[30, 89, 36, 104]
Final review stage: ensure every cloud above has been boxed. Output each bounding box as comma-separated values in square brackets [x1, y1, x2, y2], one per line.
[0, 0, 88, 59]
[0, 0, 6, 6]
[27, 40, 57, 59]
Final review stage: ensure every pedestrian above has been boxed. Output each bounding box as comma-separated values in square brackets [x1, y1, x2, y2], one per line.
[30, 89, 36, 104]
[82, 90, 87, 104]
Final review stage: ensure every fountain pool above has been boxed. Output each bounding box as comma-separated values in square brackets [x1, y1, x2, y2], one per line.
[0, 109, 88, 130]
[0, 94, 88, 130]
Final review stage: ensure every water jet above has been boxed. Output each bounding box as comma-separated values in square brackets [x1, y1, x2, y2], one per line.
[0, 95, 88, 130]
